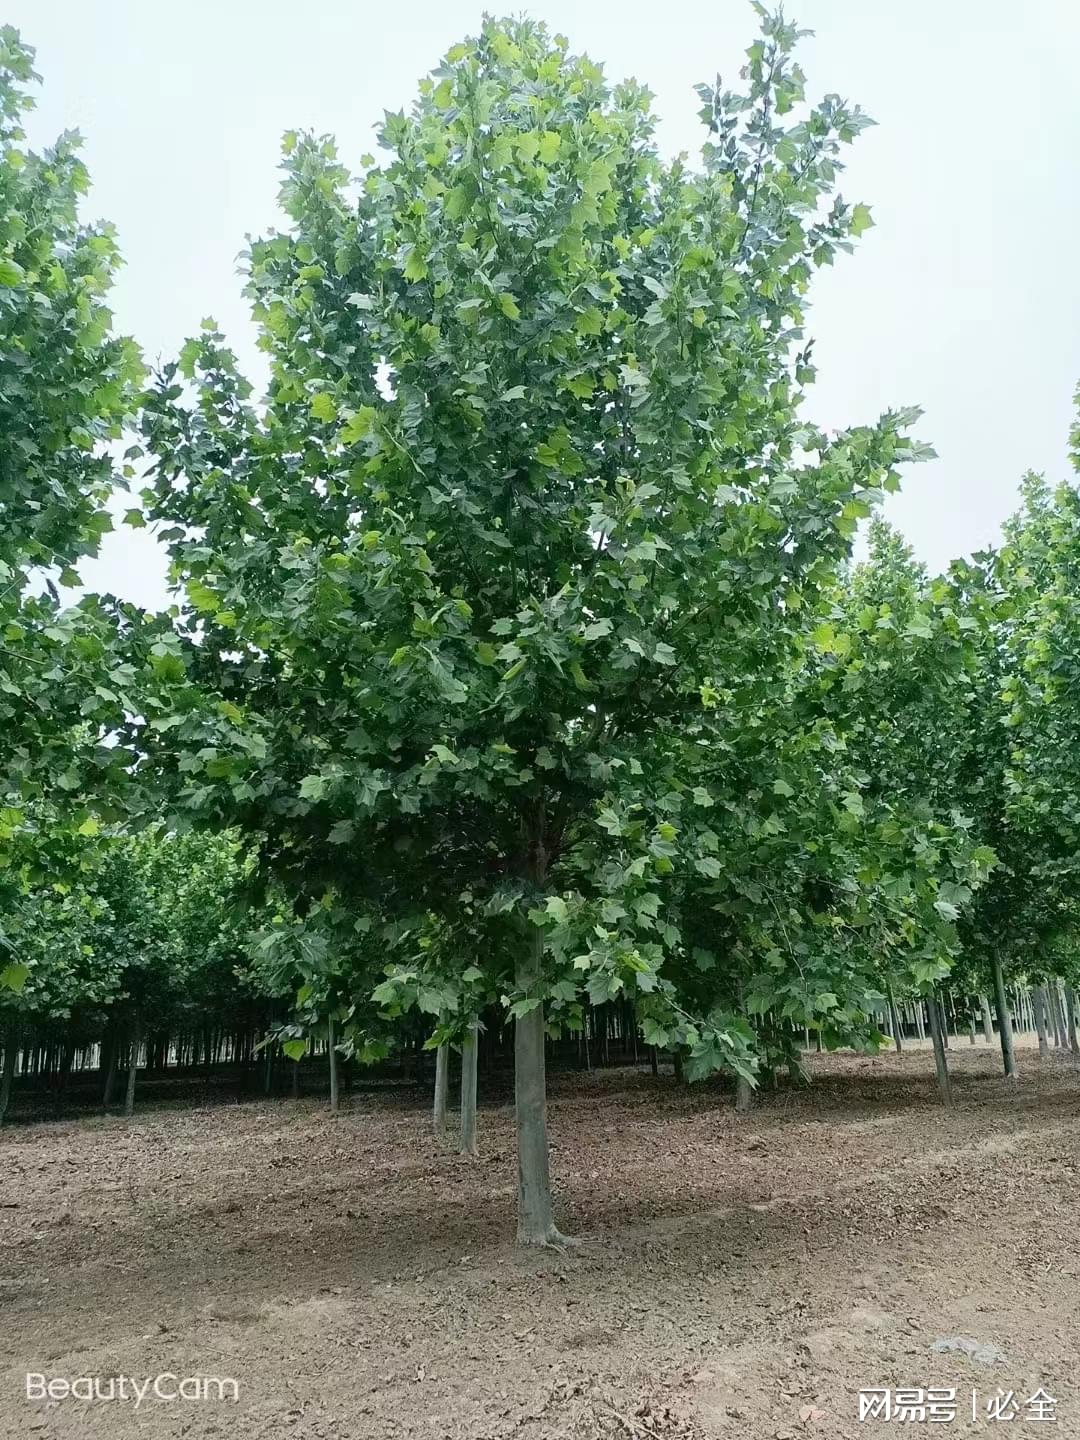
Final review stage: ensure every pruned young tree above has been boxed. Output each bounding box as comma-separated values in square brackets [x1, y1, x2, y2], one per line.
[134, 12, 931, 1242]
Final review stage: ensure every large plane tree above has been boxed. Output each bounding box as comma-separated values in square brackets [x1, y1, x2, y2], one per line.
[134, 12, 926, 1242]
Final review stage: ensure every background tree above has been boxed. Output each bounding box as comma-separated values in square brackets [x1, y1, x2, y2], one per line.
[0, 27, 142, 1001]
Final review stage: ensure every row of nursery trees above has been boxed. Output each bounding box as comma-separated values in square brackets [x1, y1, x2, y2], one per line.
[3, 12, 1080, 1242]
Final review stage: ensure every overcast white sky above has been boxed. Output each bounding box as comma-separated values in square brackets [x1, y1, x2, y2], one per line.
[8, 0, 1079, 607]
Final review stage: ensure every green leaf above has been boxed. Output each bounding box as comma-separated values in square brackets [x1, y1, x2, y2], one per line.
[309, 393, 338, 423]
[403, 248, 428, 282]
[340, 406, 376, 443]
[0, 961, 30, 992]
[850, 203, 874, 236]
[537, 131, 561, 164]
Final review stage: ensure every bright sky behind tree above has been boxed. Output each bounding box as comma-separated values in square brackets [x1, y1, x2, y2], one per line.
[7, 0, 1079, 608]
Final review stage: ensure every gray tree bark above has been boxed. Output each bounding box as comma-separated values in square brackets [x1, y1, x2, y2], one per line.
[990, 958, 1017, 1080]
[0, 1022, 16, 1126]
[1053, 982, 1068, 1047]
[927, 994, 952, 1107]
[102, 1031, 118, 1107]
[459, 1022, 478, 1157]
[979, 994, 994, 1045]
[433, 1040, 449, 1137]
[123, 1013, 143, 1118]
[328, 1013, 339, 1115]
[1054, 984, 1071, 1042]
[1034, 985, 1050, 1058]
[515, 922, 561, 1243]
[735, 1075, 752, 1114]
[886, 985, 903, 1054]
[1065, 985, 1079, 1058]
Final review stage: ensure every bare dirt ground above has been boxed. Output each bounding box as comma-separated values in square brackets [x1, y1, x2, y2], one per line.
[1, 1036, 1078, 1440]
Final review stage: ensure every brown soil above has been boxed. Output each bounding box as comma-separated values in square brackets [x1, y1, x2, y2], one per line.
[1, 1037, 1078, 1440]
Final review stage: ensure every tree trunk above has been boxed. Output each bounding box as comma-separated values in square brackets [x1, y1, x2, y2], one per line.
[979, 994, 994, 1045]
[328, 1013, 339, 1115]
[514, 917, 560, 1244]
[124, 1013, 143, 1118]
[56, 1043, 72, 1107]
[886, 985, 903, 1055]
[1054, 984, 1071, 1042]
[103, 1030, 118, 1107]
[927, 994, 952, 1107]
[459, 1021, 478, 1157]
[735, 1075, 752, 1114]
[1034, 985, 1050, 1058]
[0, 1021, 16, 1126]
[990, 958, 1017, 1080]
[433, 1040, 449, 1138]
[1066, 986, 1079, 1058]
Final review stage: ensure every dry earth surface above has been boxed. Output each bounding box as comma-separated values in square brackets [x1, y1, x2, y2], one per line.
[1, 1037, 1078, 1440]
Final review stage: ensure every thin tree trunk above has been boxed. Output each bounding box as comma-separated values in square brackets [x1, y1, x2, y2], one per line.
[886, 985, 903, 1055]
[103, 1029, 118, 1107]
[124, 1013, 143, 1118]
[459, 1021, 478, 1157]
[1034, 985, 1050, 1058]
[0, 1021, 16, 1126]
[56, 1043, 72, 1107]
[514, 907, 562, 1245]
[990, 958, 1017, 1080]
[979, 994, 994, 1045]
[927, 994, 952, 1107]
[1060, 983, 1071, 1047]
[1053, 982, 1067, 1047]
[433, 1040, 449, 1138]
[328, 1013, 339, 1115]
[1066, 986, 1079, 1058]
[735, 1075, 752, 1114]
